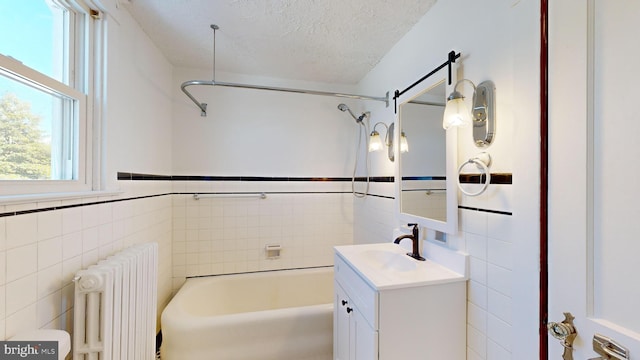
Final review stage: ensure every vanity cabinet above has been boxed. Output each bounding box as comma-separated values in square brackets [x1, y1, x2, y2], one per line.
[333, 247, 466, 360]
[334, 281, 377, 360]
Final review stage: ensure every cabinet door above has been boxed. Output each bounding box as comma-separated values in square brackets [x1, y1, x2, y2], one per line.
[352, 307, 377, 360]
[334, 282, 351, 360]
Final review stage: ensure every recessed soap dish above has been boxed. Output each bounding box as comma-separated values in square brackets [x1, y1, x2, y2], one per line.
[265, 244, 281, 259]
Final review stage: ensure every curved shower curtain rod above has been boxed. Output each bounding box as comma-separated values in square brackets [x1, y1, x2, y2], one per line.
[181, 24, 389, 116]
[181, 79, 389, 117]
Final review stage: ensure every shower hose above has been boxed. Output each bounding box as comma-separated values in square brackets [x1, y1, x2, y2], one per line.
[352, 121, 370, 198]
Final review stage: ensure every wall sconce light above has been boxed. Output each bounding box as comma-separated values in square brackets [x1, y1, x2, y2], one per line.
[443, 79, 496, 147]
[368, 128, 384, 152]
[368, 122, 407, 161]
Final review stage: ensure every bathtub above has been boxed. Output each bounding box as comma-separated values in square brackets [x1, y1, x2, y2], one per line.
[160, 266, 334, 360]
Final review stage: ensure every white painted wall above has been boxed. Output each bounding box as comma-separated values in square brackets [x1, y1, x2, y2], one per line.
[172, 68, 370, 177]
[355, 0, 540, 359]
[103, 1, 174, 187]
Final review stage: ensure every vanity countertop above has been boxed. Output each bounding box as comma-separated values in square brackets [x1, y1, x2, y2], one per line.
[334, 242, 467, 291]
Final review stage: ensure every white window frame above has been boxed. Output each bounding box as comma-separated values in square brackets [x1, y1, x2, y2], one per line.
[0, 0, 103, 199]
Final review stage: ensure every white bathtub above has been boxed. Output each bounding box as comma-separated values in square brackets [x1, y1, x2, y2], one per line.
[160, 267, 334, 360]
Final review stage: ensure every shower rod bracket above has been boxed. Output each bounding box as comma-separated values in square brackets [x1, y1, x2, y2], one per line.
[181, 80, 389, 117]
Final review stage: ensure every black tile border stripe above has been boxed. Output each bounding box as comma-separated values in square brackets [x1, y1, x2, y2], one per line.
[117, 172, 512, 185]
[458, 205, 513, 216]
[118, 172, 514, 185]
[1, 172, 513, 218]
[0, 193, 172, 218]
[0, 191, 396, 218]
[361, 176, 394, 183]
[459, 173, 512, 185]
[353, 192, 395, 200]
[117, 172, 396, 183]
[401, 176, 447, 181]
[2, 193, 513, 218]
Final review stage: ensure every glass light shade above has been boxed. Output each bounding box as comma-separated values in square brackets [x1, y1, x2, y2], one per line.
[368, 131, 383, 152]
[400, 132, 409, 153]
[442, 96, 471, 129]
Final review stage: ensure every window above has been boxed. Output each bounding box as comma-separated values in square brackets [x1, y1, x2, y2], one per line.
[0, 0, 98, 195]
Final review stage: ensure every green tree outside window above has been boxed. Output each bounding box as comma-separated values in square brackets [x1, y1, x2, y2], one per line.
[0, 93, 51, 180]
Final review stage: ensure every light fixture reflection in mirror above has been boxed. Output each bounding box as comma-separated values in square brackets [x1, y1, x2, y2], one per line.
[400, 132, 409, 153]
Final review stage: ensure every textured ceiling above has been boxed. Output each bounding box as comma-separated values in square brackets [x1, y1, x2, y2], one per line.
[124, 0, 437, 84]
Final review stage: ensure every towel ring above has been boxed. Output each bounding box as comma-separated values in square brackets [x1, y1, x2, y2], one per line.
[458, 152, 492, 197]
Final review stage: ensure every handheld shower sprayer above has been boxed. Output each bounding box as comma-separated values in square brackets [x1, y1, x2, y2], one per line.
[337, 103, 365, 123]
[337, 103, 371, 198]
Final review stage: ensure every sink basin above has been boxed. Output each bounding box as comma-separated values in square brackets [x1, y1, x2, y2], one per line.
[360, 250, 417, 272]
[334, 243, 468, 290]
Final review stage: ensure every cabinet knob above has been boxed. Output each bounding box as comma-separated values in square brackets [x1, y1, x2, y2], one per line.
[341, 300, 348, 306]
[346, 307, 353, 314]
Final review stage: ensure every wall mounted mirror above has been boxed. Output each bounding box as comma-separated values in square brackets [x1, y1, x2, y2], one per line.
[395, 78, 458, 234]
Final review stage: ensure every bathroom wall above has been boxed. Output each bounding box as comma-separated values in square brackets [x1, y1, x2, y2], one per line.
[169, 68, 369, 286]
[172, 67, 367, 177]
[103, 2, 174, 184]
[355, 0, 539, 359]
[0, 0, 174, 341]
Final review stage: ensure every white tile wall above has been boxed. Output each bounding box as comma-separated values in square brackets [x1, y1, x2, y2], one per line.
[0, 174, 514, 357]
[0, 181, 173, 342]
[171, 180, 355, 291]
[461, 184, 514, 359]
[353, 182, 396, 245]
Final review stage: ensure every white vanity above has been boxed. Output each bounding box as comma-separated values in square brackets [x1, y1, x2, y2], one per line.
[333, 242, 467, 360]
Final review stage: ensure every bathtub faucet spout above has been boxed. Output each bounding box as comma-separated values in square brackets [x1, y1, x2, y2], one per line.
[393, 223, 425, 261]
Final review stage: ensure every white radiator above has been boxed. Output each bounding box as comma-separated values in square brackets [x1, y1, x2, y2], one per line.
[73, 243, 158, 360]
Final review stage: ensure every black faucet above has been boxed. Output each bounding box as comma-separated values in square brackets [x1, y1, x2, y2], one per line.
[393, 223, 426, 261]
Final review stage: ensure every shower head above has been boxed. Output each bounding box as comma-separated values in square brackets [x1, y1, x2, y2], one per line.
[337, 103, 363, 123]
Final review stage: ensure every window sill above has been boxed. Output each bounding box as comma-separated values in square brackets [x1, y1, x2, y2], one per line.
[0, 190, 124, 206]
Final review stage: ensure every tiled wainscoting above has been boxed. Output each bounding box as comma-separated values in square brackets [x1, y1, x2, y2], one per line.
[0, 171, 514, 360]
[0, 181, 173, 341]
[458, 183, 514, 360]
[353, 181, 396, 245]
[170, 179, 355, 291]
